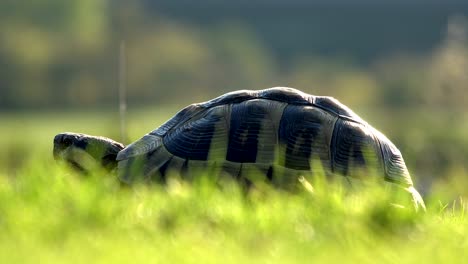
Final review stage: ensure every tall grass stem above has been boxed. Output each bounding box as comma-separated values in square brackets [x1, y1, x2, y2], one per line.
[119, 41, 127, 144]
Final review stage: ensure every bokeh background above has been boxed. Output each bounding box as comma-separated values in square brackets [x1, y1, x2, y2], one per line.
[1, 0, 467, 195]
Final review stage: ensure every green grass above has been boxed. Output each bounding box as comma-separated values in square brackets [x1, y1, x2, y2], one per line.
[1, 110, 467, 263]
[1, 158, 467, 263]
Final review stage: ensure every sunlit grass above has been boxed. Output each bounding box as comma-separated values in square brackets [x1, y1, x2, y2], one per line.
[0, 154, 466, 263]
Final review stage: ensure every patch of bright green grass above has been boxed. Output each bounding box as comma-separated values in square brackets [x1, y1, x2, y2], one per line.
[0, 156, 467, 263]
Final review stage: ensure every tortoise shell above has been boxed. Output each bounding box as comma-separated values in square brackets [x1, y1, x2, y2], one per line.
[116, 87, 413, 187]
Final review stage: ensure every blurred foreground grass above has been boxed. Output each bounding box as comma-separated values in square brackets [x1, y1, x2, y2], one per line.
[0, 109, 467, 263]
[1, 157, 467, 263]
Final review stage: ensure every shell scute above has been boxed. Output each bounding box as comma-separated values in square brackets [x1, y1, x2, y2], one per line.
[258, 87, 314, 105]
[330, 120, 383, 177]
[163, 105, 229, 161]
[278, 105, 335, 170]
[314, 96, 362, 121]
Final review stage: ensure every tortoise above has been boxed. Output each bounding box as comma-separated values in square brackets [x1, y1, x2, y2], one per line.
[53, 87, 425, 209]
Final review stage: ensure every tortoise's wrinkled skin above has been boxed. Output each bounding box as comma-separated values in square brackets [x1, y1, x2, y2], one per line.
[53, 133, 124, 172]
[53, 87, 425, 210]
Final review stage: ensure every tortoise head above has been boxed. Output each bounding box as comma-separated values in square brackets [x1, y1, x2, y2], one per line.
[53, 132, 125, 173]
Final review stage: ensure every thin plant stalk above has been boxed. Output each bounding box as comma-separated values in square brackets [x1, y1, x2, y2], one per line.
[119, 40, 127, 144]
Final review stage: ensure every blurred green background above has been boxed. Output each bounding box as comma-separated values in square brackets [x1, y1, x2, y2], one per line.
[0, 0, 467, 194]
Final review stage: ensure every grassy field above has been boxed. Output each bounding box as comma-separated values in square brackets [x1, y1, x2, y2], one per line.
[0, 109, 467, 263]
